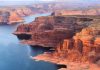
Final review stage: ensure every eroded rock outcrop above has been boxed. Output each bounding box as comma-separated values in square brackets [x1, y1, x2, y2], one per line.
[0, 11, 23, 24]
[53, 9, 100, 16]
[53, 21, 100, 63]
[32, 17, 100, 70]
[14, 14, 100, 70]
[14, 15, 96, 47]
[0, 11, 10, 24]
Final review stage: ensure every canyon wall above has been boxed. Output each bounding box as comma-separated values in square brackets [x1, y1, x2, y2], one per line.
[14, 16, 78, 47]
[14, 14, 100, 64]
[55, 24, 100, 63]
[14, 15, 99, 48]
[0, 11, 23, 24]
[0, 3, 100, 24]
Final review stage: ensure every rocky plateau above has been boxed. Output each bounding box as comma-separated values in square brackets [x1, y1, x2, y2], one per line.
[0, 2, 100, 25]
[14, 11, 100, 70]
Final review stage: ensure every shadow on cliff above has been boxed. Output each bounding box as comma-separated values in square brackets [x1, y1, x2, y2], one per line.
[29, 45, 55, 56]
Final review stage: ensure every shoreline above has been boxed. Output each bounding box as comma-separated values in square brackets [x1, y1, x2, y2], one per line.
[32, 52, 100, 70]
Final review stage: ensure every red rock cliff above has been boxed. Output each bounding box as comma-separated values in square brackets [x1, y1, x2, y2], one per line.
[14, 15, 99, 48]
[55, 21, 100, 63]
[53, 9, 100, 16]
[0, 11, 23, 24]
[14, 14, 100, 64]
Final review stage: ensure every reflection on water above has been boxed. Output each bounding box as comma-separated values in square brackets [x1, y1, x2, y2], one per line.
[0, 13, 57, 70]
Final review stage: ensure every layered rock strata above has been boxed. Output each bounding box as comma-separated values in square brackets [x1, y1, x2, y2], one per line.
[0, 11, 23, 24]
[32, 17, 100, 70]
[14, 15, 100, 70]
[53, 9, 100, 16]
[14, 15, 96, 47]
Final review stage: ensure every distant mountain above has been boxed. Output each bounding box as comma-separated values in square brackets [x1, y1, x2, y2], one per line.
[0, 1, 100, 10]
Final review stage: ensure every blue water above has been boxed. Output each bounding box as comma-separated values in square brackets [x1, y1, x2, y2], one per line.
[0, 13, 57, 70]
[24, 13, 51, 24]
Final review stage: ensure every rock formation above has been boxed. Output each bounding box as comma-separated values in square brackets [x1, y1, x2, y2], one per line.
[14, 15, 94, 47]
[0, 11, 10, 24]
[55, 26, 100, 63]
[14, 14, 100, 48]
[0, 11, 23, 24]
[14, 12, 100, 70]
[13, 7, 34, 17]
[8, 11, 23, 24]
[53, 8, 100, 16]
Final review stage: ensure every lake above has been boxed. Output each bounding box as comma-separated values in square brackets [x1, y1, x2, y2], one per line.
[24, 13, 51, 24]
[0, 13, 57, 70]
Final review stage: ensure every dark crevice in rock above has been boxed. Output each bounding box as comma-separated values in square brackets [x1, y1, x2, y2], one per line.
[16, 34, 32, 40]
[56, 64, 67, 69]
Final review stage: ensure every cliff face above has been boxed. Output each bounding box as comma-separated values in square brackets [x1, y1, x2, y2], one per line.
[14, 15, 100, 48]
[15, 15, 94, 47]
[0, 11, 23, 24]
[13, 7, 34, 17]
[0, 6, 46, 17]
[15, 14, 100, 65]
[8, 11, 23, 24]
[55, 27, 100, 63]
[31, 17, 100, 70]
[53, 8, 100, 16]
[0, 11, 9, 24]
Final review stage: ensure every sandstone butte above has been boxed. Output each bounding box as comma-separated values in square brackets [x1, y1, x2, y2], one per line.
[14, 11, 100, 70]
[0, 11, 23, 24]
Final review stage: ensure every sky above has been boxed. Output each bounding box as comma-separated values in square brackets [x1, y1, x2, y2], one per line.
[0, 0, 54, 1]
[0, 0, 99, 1]
[0, 0, 99, 6]
[0, 0, 99, 2]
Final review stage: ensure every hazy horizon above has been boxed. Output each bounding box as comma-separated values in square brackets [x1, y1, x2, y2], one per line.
[0, 0, 100, 8]
[0, 0, 100, 6]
